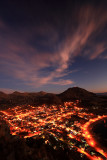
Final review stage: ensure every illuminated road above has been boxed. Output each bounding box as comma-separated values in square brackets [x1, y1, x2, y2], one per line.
[81, 116, 107, 160]
[0, 101, 107, 160]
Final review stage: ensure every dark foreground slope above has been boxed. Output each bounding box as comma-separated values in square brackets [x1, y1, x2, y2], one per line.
[0, 121, 85, 160]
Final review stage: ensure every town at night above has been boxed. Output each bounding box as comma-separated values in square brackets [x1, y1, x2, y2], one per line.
[0, 0, 107, 159]
[0, 96, 107, 160]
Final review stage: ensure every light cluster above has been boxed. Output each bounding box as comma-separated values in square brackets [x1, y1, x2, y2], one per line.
[0, 101, 107, 160]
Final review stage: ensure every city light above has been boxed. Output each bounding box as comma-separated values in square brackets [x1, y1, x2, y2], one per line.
[0, 101, 107, 160]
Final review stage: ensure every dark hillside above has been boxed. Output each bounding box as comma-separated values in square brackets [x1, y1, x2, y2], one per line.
[0, 87, 107, 112]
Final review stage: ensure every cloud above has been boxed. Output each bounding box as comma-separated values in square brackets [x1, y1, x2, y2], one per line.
[0, 88, 23, 94]
[89, 43, 107, 60]
[0, 3, 107, 88]
[50, 79, 74, 86]
[102, 56, 107, 59]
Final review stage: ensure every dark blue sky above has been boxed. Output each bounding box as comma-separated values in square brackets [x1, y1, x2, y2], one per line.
[0, 0, 107, 93]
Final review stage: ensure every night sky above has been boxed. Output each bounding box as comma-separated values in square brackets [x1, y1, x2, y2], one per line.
[0, 0, 107, 93]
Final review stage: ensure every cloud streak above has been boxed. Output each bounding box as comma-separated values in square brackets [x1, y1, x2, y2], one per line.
[0, 3, 107, 88]
[0, 88, 23, 94]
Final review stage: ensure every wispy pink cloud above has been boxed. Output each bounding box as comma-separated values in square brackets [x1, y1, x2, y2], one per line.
[0, 4, 107, 88]
[89, 43, 107, 60]
[0, 88, 23, 94]
[50, 79, 74, 86]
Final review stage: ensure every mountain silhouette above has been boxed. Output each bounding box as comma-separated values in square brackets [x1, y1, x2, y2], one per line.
[58, 87, 97, 101]
[0, 87, 107, 110]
